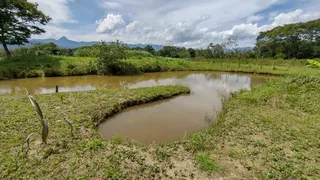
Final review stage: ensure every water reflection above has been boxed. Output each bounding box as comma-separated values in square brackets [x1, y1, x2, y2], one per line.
[98, 72, 268, 143]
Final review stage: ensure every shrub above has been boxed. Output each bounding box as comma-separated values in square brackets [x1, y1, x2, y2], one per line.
[17, 69, 41, 78]
[307, 59, 320, 68]
[95, 40, 133, 75]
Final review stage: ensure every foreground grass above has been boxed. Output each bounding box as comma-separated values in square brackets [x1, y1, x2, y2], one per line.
[0, 85, 192, 179]
[1, 55, 319, 80]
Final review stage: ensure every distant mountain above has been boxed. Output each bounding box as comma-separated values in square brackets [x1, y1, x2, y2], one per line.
[1, 36, 253, 51]
[3, 36, 165, 50]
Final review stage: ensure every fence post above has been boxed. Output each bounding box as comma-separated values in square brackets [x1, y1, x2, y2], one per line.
[55, 85, 59, 93]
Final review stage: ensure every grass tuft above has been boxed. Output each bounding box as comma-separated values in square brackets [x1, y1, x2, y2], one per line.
[196, 152, 221, 173]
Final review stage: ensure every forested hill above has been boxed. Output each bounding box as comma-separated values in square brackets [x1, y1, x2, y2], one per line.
[256, 18, 320, 59]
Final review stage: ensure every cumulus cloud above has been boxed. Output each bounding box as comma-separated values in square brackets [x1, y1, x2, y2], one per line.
[96, 14, 126, 34]
[28, 0, 76, 24]
[271, 9, 320, 26]
[246, 15, 264, 23]
[161, 16, 210, 42]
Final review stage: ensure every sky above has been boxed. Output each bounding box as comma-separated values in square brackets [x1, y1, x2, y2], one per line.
[29, 0, 320, 48]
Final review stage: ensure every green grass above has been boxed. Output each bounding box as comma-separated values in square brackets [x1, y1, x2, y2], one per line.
[1, 55, 319, 80]
[196, 153, 221, 173]
[0, 85, 190, 179]
[0, 56, 94, 79]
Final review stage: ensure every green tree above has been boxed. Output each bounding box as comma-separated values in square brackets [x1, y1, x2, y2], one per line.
[28, 42, 58, 55]
[187, 48, 196, 58]
[0, 0, 51, 56]
[144, 45, 155, 55]
[208, 43, 224, 58]
[95, 40, 127, 75]
[157, 46, 179, 58]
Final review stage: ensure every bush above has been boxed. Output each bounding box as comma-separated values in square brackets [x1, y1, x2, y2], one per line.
[0, 68, 18, 79]
[95, 40, 140, 75]
[307, 59, 320, 68]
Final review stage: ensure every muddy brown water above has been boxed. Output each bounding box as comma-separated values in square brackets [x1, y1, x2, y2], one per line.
[0, 72, 269, 143]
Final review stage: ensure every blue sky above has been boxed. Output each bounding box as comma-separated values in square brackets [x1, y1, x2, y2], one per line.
[29, 0, 320, 47]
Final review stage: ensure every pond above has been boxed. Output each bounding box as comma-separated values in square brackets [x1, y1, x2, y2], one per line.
[0, 72, 269, 143]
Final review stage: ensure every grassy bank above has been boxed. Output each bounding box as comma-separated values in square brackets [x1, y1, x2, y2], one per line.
[1, 55, 319, 80]
[0, 85, 190, 179]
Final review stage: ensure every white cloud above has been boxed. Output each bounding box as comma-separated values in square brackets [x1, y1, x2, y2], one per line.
[246, 15, 264, 23]
[229, 23, 260, 39]
[28, 0, 76, 24]
[96, 14, 126, 34]
[125, 21, 139, 33]
[272, 9, 320, 26]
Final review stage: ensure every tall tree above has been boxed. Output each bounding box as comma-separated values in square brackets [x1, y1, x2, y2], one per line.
[0, 0, 51, 56]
